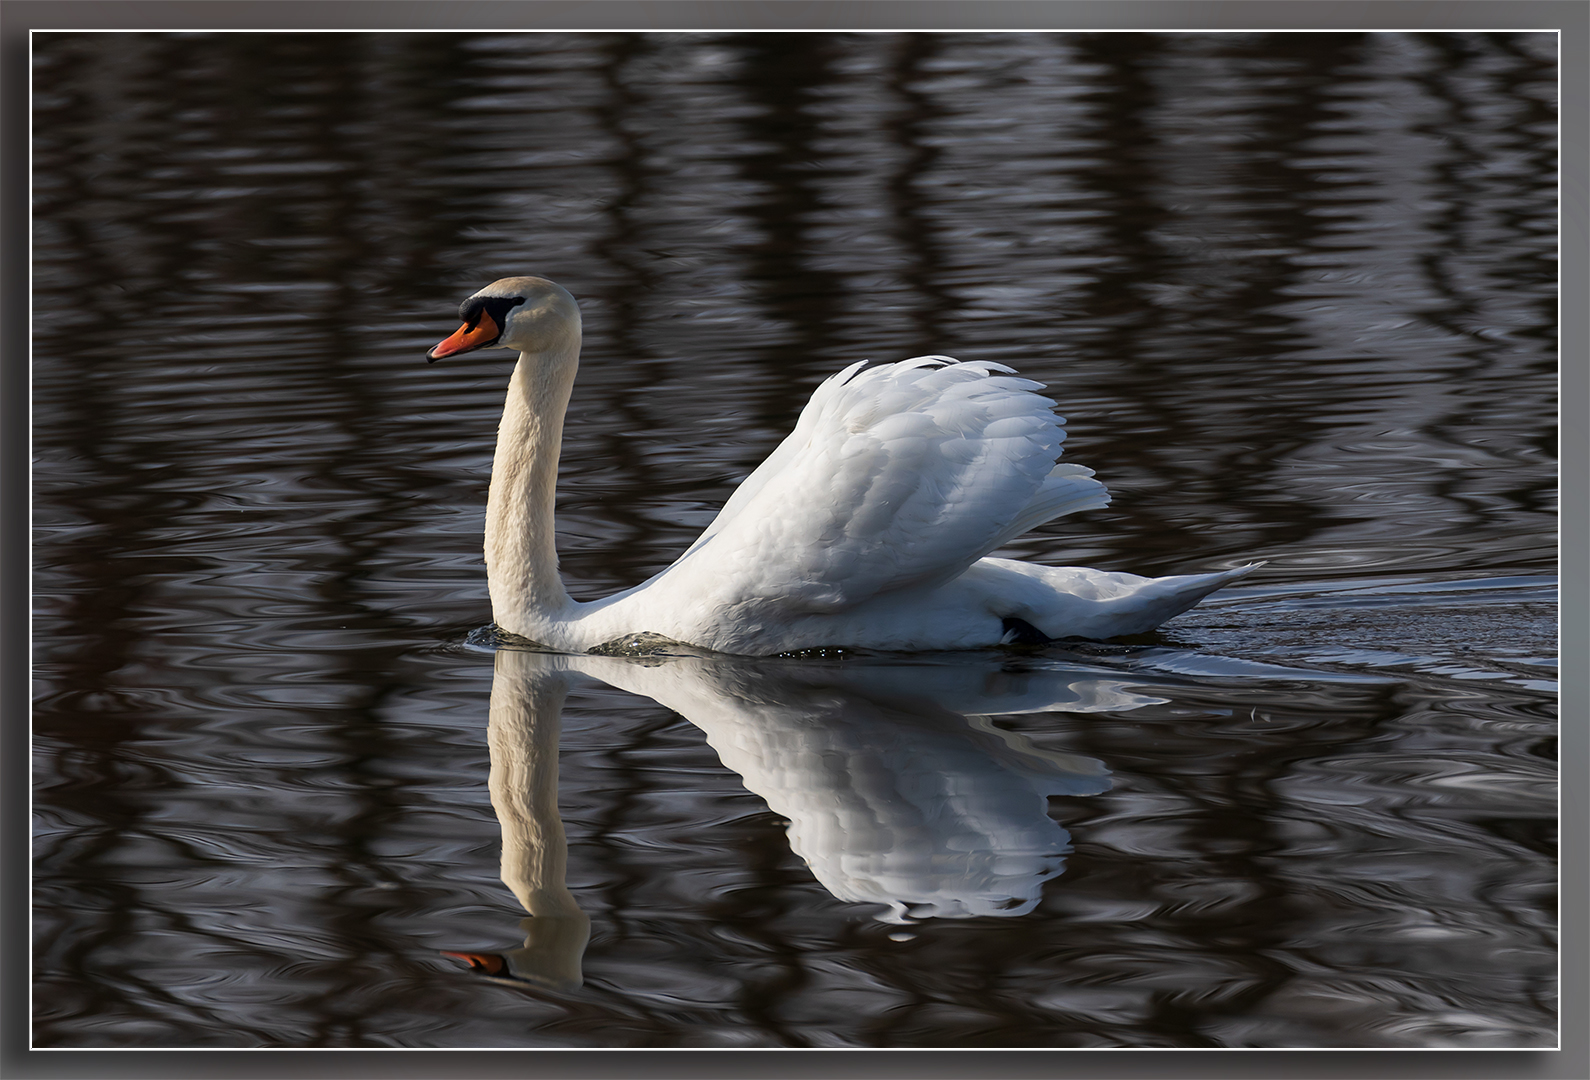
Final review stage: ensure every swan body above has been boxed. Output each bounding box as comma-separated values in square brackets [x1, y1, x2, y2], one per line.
[429, 276, 1254, 655]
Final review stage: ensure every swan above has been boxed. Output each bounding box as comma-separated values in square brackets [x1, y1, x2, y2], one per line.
[428, 276, 1254, 655]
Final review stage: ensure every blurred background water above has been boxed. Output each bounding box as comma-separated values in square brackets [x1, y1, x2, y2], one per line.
[31, 31, 1556, 1048]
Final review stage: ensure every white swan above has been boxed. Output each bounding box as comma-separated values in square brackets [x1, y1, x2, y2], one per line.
[429, 276, 1254, 655]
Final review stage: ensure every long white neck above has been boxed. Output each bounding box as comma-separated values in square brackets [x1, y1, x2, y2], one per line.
[486, 344, 580, 637]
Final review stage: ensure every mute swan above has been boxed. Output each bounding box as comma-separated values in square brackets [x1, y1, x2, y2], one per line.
[429, 276, 1253, 655]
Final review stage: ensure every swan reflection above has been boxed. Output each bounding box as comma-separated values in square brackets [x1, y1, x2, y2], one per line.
[445, 647, 1161, 983]
[440, 651, 589, 990]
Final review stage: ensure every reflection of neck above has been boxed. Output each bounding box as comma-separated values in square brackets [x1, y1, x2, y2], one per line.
[488, 650, 581, 919]
[486, 347, 578, 637]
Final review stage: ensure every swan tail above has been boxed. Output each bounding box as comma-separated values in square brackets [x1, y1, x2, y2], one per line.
[1101, 563, 1260, 635]
[985, 560, 1261, 640]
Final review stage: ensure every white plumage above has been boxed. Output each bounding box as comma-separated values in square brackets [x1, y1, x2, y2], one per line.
[428, 276, 1255, 655]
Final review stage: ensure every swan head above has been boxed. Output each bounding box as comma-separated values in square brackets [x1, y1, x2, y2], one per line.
[427, 276, 581, 362]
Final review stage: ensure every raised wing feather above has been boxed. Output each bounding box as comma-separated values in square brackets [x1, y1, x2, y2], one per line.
[669, 357, 1108, 614]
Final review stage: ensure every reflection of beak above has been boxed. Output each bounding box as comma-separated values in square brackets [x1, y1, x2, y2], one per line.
[427, 313, 501, 362]
[440, 950, 507, 975]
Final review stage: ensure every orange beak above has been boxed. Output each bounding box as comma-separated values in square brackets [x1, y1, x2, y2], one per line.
[440, 950, 507, 975]
[427, 312, 501, 362]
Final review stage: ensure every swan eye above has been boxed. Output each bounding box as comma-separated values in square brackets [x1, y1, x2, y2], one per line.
[460, 295, 527, 334]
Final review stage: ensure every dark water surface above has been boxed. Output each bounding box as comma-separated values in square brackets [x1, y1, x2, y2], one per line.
[32, 32, 1556, 1048]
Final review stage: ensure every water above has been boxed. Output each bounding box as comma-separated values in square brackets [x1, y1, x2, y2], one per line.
[31, 31, 1557, 1048]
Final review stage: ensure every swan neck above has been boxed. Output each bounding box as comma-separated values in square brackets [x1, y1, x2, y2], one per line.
[486, 346, 578, 630]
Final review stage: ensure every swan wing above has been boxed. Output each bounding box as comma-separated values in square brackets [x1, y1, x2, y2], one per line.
[668, 357, 1108, 614]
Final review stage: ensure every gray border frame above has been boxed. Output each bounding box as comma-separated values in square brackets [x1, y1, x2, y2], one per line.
[9, 2, 1583, 1078]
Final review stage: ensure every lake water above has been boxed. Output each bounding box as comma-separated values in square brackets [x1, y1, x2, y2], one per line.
[31, 31, 1557, 1048]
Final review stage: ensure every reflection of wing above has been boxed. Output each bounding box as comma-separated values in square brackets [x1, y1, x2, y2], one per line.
[705, 687, 1094, 921]
[668, 358, 1109, 613]
[574, 653, 1125, 922]
[788, 660, 1168, 718]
